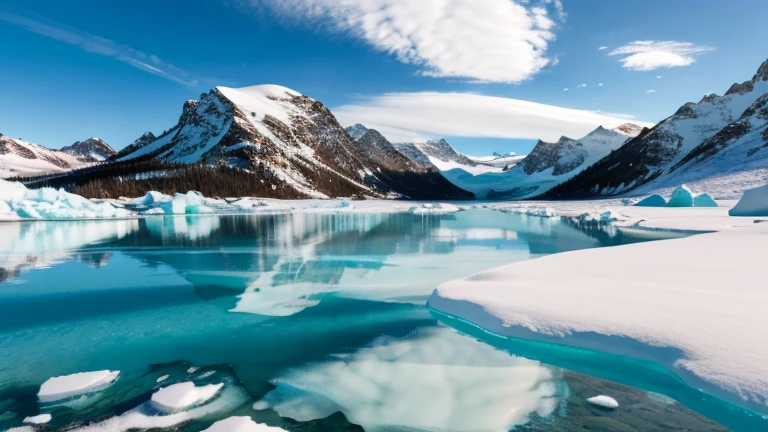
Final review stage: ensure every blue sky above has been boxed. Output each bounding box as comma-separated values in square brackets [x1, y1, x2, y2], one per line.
[1, 0, 767, 156]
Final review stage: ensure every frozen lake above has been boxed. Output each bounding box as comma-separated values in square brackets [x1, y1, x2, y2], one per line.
[0, 210, 739, 431]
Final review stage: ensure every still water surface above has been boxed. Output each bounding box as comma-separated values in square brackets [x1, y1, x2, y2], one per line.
[0, 211, 737, 431]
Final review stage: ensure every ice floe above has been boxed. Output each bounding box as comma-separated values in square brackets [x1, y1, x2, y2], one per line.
[587, 395, 619, 409]
[202, 416, 288, 432]
[22, 413, 52, 424]
[0, 180, 129, 220]
[634, 194, 667, 207]
[729, 183, 768, 216]
[259, 327, 560, 431]
[429, 224, 768, 411]
[150, 382, 223, 412]
[411, 202, 461, 214]
[37, 370, 120, 403]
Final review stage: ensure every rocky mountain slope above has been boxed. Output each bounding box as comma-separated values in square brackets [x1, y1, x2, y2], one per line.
[60, 137, 116, 162]
[546, 58, 768, 199]
[435, 124, 642, 199]
[0, 134, 91, 179]
[117, 85, 473, 200]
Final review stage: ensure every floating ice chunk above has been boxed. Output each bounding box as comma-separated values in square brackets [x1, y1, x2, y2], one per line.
[5, 427, 35, 432]
[150, 382, 224, 413]
[693, 193, 718, 207]
[38, 370, 120, 403]
[260, 327, 559, 432]
[23, 414, 52, 424]
[411, 203, 460, 215]
[202, 416, 288, 432]
[634, 194, 667, 207]
[729, 183, 768, 216]
[667, 185, 695, 207]
[142, 207, 165, 216]
[156, 375, 170, 383]
[587, 395, 619, 409]
[252, 400, 270, 410]
[136, 191, 171, 206]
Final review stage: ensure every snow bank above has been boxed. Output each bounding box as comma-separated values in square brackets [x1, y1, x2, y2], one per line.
[429, 225, 768, 411]
[23, 414, 52, 424]
[411, 203, 460, 215]
[150, 382, 223, 412]
[634, 194, 667, 207]
[38, 370, 120, 402]
[202, 417, 288, 432]
[729, 183, 768, 216]
[587, 395, 618, 409]
[259, 327, 559, 432]
[0, 180, 128, 220]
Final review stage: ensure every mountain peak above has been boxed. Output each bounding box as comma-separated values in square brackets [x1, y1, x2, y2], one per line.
[612, 123, 644, 137]
[60, 137, 116, 162]
[346, 124, 369, 140]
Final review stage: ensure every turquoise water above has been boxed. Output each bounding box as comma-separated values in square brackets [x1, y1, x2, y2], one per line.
[0, 211, 745, 431]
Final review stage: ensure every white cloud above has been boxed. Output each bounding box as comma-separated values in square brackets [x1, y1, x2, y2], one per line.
[608, 40, 713, 71]
[332, 92, 655, 143]
[598, 46, 608, 51]
[657, 75, 662, 79]
[646, 89, 656, 93]
[563, 88, 569, 91]
[598, 82, 603, 86]
[0, 8, 196, 86]
[577, 83, 587, 88]
[243, 0, 564, 83]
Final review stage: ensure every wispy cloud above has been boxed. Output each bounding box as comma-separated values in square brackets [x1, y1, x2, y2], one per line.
[657, 75, 662, 79]
[598, 46, 608, 51]
[236, 0, 565, 83]
[563, 88, 569, 91]
[577, 83, 587, 88]
[332, 92, 654, 143]
[598, 82, 603, 86]
[608, 41, 713, 71]
[0, 8, 196, 87]
[646, 89, 656, 93]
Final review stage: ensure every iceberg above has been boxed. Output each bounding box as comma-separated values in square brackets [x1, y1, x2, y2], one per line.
[150, 382, 224, 413]
[693, 193, 718, 207]
[634, 194, 667, 207]
[38, 370, 120, 403]
[667, 185, 695, 207]
[0, 180, 128, 220]
[729, 183, 768, 216]
[411, 203, 461, 215]
[587, 395, 619, 409]
[202, 416, 288, 432]
[23, 414, 52, 424]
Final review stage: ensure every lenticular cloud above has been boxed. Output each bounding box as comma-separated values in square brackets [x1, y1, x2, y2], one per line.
[608, 41, 713, 71]
[250, 0, 562, 83]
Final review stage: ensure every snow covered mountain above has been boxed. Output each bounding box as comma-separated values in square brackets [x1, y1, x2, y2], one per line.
[467, 154, 526, 170]
[60, 137, 116, 162]
[0, 134, 90, 179]
[435, 124, 642, 199]
[546, 58, 768, 200]
[117, 85, 472, 199]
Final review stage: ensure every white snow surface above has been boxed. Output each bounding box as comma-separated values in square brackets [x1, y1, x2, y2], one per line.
[587, 396, 619, 409]
[202, 417, 288, 432]
[23, 414, 52, 424]
[217, 85, 304, 126]
[429, 211, 768, 410]
[38, 370, 120, 402]
[729, 183, 768, 216]
[151, 382, 224, 412]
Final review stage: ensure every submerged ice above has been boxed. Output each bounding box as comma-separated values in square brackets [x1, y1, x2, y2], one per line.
[259, 327, 561, 431]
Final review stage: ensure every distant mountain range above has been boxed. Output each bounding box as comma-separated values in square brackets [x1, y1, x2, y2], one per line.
[3, 57, 767, 200]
